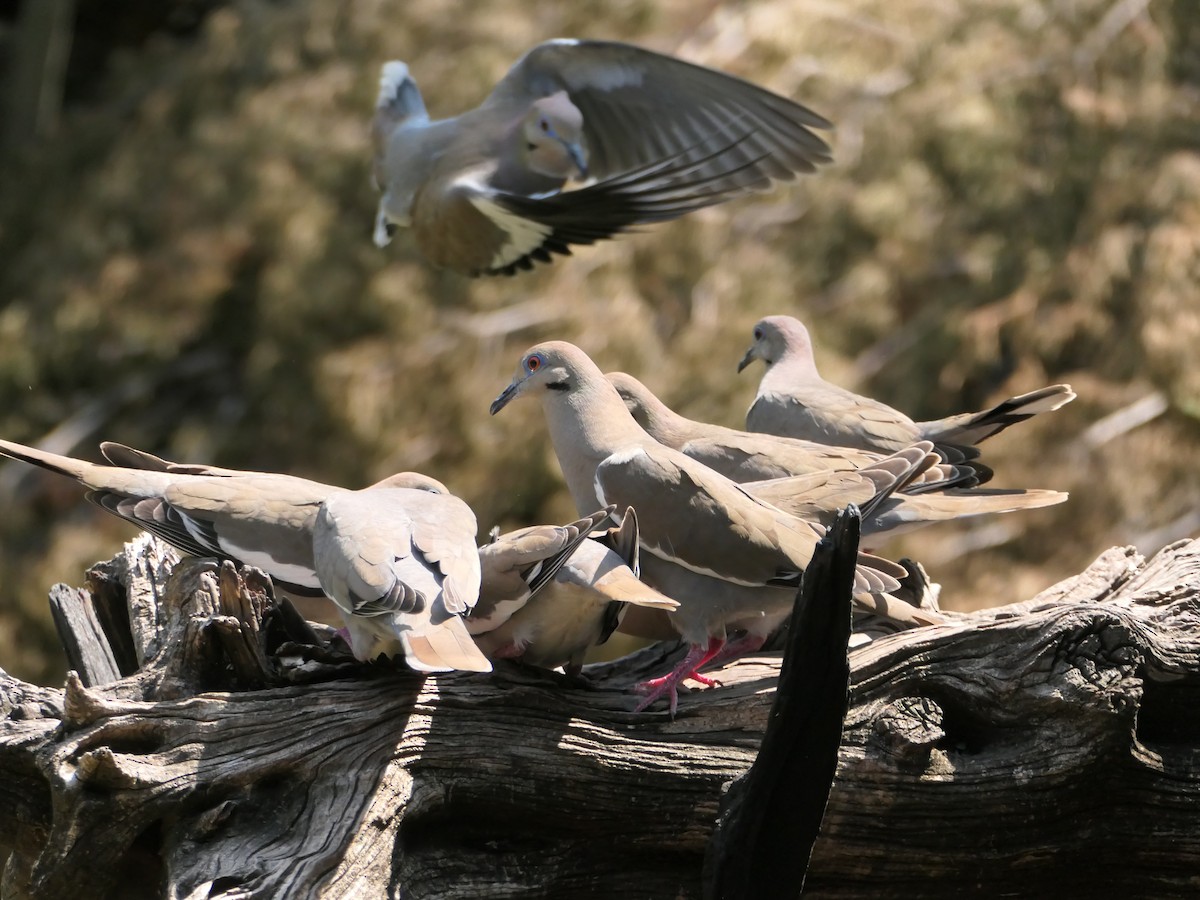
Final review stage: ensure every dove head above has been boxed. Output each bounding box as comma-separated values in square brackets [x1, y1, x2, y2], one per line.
[606, 372, 661, 431]
[520, 92, 588, 181]
[368, 472, 450, 493]
[738, 315, 816, 373]
[490, 341, 593, 415]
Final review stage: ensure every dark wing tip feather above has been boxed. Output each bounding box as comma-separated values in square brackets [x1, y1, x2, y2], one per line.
[480, 136, 772, 276]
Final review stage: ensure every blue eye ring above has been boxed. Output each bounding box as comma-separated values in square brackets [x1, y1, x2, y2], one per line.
[527, 354, 543, 372]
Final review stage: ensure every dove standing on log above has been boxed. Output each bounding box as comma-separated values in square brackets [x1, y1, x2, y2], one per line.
[607, 371, 988, 486]
[313, 481, 493, 672]
[738, 315, 1076, 453]
[607, 372, 1068, 538]
[0, 439, 492, 673]
[473, 507, 679, 674]
[371, 39, 831, 276]
[489, 342, 939, 715]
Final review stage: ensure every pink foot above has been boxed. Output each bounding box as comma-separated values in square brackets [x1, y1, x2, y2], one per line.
[633, 637, 725, 716]
[488, 642, 525, 661]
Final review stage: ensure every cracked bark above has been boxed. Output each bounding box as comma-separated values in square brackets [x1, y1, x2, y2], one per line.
[2, 532, 1199, 899]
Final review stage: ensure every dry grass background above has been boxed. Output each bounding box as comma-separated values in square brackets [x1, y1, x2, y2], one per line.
[0, 0, 1197, 684]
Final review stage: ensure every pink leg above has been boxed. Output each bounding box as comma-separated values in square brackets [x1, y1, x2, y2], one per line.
[704, 633, 767, 670]
[633, 636, 726, 716]
[488, 642, 525, 660]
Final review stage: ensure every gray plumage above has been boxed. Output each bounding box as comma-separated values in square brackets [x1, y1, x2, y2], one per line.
[473, 507, 678, 674]
[372, 39, 831, 276]
[315, 486, 492, 673]
[490, 342, 939, 713]
[471, 509, 614, 636]
[607, 371, 987, 487]
[607, 372, 1067, 537]
[0, 438, 490, 673]
[739, 315, 1076, 453]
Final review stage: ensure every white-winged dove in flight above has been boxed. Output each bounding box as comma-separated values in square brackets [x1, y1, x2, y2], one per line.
[372, 39, 832, 276]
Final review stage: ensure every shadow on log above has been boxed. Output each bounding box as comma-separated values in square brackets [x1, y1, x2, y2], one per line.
[2, 531, 1200, 898]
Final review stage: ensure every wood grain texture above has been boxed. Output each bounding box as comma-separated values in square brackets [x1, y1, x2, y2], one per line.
[1, 534, 1199, 898]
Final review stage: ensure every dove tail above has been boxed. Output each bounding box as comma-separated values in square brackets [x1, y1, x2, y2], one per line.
[377, 61, 427, 120]
[925, 384, 1077, 446]
[0, 438, 93, 482]
[401, 617, 493, 673]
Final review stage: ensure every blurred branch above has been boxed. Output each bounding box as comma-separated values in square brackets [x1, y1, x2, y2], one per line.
[1075, 0, 1153, 70]
[0, 350, 228, 501]
[4, 0, 76, 152]
[1081, 390, 1169, 449]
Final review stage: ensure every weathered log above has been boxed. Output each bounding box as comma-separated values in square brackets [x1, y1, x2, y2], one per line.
[2, 532, 1199, 898]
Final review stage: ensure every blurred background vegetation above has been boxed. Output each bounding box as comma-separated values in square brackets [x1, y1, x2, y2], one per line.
[0, 0, 1196, 686]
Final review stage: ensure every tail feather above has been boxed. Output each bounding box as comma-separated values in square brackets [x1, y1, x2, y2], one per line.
[855, 443, 938, 520]
[99, 441, 171, 471]
[401, 617, 492, 673]
[100, 441, 246, 478]
[589, 565, 679, 610]
[0, 438, 92, 481]
[924, 384, 1076, 446]
[852, 551, 906, 596]
[919, 488, 1069, 514]
[376, 61, 427, 122]
[853, 590, 946, 627]
[524, 508, 613, 600]
[601, 506, 641, 574]
[866, 488, 1068, 538]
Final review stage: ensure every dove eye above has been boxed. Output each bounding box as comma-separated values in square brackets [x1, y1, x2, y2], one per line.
[754, 328, 763, 340]
[540, 119, 550, 132]
[527, 355, 542, 372]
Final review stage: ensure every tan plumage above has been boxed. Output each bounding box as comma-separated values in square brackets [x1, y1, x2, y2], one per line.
[315, 487, 491, 673]
[607, 371, 986, 487]
[0, 438, 490, 673]
[472, 508, 615, 635]
[607, 372, 1068, 537]
[0, 437, 338, 595]
[372, 39, 831, 276]
[739, 315, 1076, 453]
[474, 508, 678, 674]
[490, 342, 940, 713]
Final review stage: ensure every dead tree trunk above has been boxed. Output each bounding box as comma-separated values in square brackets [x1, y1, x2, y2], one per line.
[2, 530, 1199, 899]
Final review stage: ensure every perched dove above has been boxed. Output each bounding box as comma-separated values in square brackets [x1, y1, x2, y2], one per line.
[372, 39, 831, 276]
[490, 341, 938, 715]
[471, 508, 615, 637]
[607, 371, 987, 487]
[314, 484, 493, 672]
[473, 507, 679, 674]
[738, 315, 1076, 453]
[607, 372, 1067, 537]
[0, 439, 491, 673]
